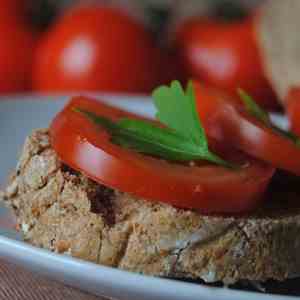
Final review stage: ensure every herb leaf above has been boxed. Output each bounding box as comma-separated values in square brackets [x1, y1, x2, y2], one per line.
[238, 88, 270, 124]
[74, 81, 236, 168]
[238, 88, 300, 146]
[153, 80, 207, 148]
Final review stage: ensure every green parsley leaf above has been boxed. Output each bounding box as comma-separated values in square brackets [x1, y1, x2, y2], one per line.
[153, 80, 207, 148]
[76, 109, 206, 161]
[238, 88, 269, 124]
[74, 81, 236, 168]
[238, 88, 300, 147]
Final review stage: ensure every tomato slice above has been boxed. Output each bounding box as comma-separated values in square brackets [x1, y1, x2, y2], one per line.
[287, 87, 300, 137]
[50, 96, 274, 213]
[194, 81, 300, 175]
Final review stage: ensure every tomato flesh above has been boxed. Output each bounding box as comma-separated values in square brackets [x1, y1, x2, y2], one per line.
[194, 82, 300, 175]
[50, 96, 274, 213]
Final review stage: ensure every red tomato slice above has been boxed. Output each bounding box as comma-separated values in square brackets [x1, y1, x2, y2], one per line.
[50, 96, 274, 213]
[287, 87, 300, 137]
[194, 81, 300, 175]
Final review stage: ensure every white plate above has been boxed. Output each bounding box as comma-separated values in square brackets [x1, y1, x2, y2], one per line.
[0, 95, 296, 300]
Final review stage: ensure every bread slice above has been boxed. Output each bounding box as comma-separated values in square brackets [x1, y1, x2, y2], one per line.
[255, 0, 300, 105]
[1, 129, 300, 285]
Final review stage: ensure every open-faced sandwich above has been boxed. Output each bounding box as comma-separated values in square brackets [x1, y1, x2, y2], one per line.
[1, 79, 300, 295]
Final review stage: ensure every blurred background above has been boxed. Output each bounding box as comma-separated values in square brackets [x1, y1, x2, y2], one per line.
[0, 0, 279, 110]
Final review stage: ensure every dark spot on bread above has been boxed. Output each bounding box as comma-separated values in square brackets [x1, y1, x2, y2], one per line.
[89, 184, 116, 226]
[61, 164, 79, 176]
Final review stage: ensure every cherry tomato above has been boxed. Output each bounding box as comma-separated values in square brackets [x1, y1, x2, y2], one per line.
[0, 22, 35, 93]
[50, 96, 274, 214]
[175, 17, 278, 110]
[33, 6, 165, 93]
[194, 81, 300, 175]
[287, 87, 300, 136]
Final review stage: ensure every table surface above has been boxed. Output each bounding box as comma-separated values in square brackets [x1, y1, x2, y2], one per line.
[0, 260, 111, 300]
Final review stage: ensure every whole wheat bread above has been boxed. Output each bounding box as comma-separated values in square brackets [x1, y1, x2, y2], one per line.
[1, 130, 300, 285]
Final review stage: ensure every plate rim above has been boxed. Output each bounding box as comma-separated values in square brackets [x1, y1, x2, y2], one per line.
[0, 235, 296, 300]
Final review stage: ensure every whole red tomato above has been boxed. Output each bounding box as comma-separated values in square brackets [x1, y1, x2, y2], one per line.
[0, 20, 35, 93]
[175, 17, 278, 110]
[32, 6, 166, 93]
[0, 0, 36, 93]
[0, 0, 27, 23]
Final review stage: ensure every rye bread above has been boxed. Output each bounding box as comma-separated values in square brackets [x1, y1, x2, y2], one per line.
[255, 0, 300, 105]
[1, 129, 300, 285]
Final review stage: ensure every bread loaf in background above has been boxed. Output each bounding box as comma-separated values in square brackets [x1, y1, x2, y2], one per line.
[256, 0, 300, 105]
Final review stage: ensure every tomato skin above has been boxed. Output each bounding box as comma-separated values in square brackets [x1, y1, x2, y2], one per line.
[50, 96, 274, 214]
[0, 22, 35, 93]
[0, 0, 27, 23]
[287, 87, 300, 137]
[0, 0, 35, 93]
[176, 17, 278, 110]
[194, 82, 300, 175]
[33, 6, 165, 94]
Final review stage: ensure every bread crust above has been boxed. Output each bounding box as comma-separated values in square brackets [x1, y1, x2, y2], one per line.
[2, 130, 300, 284]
